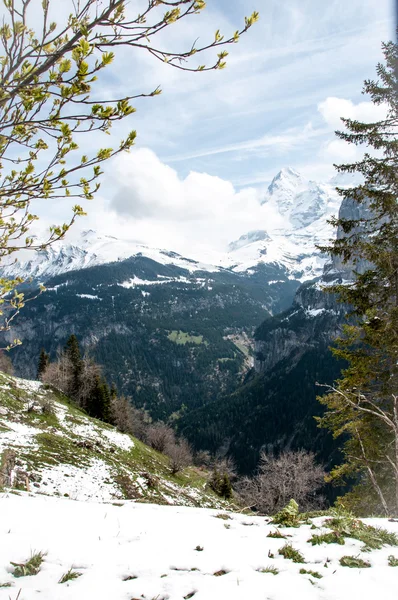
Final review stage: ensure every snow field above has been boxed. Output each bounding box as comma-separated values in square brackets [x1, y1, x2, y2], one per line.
[0, 495, 397, 600]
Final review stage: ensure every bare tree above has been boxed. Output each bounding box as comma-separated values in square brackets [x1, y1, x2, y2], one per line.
[237, 450, 326, 514]
[41, 349, 74, 394]
[167, 438, 193, 474]
[0, 350, 14, 375]
[146, 422, 176, 453]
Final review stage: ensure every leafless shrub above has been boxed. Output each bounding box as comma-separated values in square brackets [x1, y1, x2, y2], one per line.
[193, 450, 213, 468]
[167, 438, 193, 474]
[111, 396, 149, 440]
[236, 450, 326, 514]
[211, 456, 237, 480]
[0, 350, 13, 375]
[75, 356, 102, 409]
[146, 422, 176, 453]
[41, 351, 73, 395]
[111, 395, 133, 433]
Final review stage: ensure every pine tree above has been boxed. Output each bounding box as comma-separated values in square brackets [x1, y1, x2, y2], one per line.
[37, 349, 50, 380]
[64, 335, 83, 399]
[317, 39, 398, 516]
[87, 375, 112, 423]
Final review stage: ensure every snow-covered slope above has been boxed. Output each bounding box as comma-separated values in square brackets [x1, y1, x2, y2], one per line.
[0, 374, 226, 507]
[0, 494, 397, 600]
[1, 168, 348, 283]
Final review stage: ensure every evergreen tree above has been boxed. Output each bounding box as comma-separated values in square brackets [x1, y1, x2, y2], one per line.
[87, 375, 112, 423]
[64, 335, 83, 399]
[317, 39, 398, 516]
[37, 349, 50, 380]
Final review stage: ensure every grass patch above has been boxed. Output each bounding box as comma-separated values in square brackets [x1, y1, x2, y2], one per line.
[326, 511, 398, 551]
[59, 568, 82, 584]
[272, 499, 300, 528]
[0, 582, 11, 587]
[300, 568, 323, 579]
[388, 555, 398, 566]
[339, 555, 371, 568]
[167, 330, 206, 346]
[308, 531, 345, 546]
[11, 551, 45, 577]
[33, 432, 91, 468]
[215, 513, 231, 520]
[257, 565, 279, 575]
[213, 570, 228, 577]
[267, 529, 287, 539]
[278, 543, 305, 563]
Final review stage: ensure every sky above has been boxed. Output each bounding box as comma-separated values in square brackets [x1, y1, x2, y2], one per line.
[16, 0, 398, 257]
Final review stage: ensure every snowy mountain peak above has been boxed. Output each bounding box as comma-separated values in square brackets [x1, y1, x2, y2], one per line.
[228, 230, 270, 252]
[262, 167, 307, 215]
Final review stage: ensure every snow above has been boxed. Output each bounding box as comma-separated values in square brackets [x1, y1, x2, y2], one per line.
[306, 308, 326, 317]
[76, 294, 101, 300]
[0, 168, 348, 285]
[0, 495, 397, 600]
[37, 460, 122, 501]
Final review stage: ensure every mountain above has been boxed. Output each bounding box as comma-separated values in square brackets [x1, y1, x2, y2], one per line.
[3, 168, 342, 285]
[0, 168, 352, 472]
[179, 194, 365, 476]
[0, 372, 227, 507]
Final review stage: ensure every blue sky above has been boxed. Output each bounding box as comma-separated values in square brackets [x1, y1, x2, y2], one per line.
[29, 0, 397, 255]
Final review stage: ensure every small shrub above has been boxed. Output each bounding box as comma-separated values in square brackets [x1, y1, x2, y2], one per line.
[194, 546, 204, 552]
[11, 551, 45, 577]
[278, 543, 305, 563]
[272, 499, 300, 527]
[339, 555, 371, 568]
[300, 568, 323, 579]
[59, 568, 81, 584]
[267, 529, 287, 539]
[388, 555, 398, 566]
[308, 532, 345, 546]
[257, 565, 279, 575]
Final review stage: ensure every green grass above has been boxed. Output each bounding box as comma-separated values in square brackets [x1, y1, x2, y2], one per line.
[0, 374, 230, 510]
[59, 568, 82, 584]
[326, 512, 398, 551]
[257, 566, 279, 575]
[267, 530, 287, 539]
[167, 330, 206, 346]
[308, 531, 345, 546]
[272, 499, 301, 528]
[11, 551, 45, 577]
[278, 543, 305, 563]
[299, 568, 323, 579]
[388, 555, 398, 566]
[339, 555, 371, 568]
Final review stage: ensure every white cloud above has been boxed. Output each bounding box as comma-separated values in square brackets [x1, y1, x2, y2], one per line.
[318, 96, 388, 163]
[100, 148, 285, 256]
[318, 96, 388, 129]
